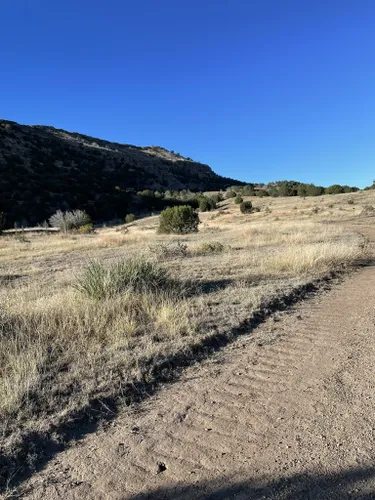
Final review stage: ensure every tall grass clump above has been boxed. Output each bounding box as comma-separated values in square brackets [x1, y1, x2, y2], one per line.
[74, 257, 171, 299]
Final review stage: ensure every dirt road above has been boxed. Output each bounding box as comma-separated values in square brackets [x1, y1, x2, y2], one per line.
[18, 226, 375, 499]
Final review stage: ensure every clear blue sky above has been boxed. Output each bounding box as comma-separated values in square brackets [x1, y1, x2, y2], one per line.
[1, 1, 375, 188]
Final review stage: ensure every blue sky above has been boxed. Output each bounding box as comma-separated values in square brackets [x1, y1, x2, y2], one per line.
[1, 1, 375, 187]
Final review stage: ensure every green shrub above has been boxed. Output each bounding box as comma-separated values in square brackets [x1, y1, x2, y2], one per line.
[125, 213, 136, 223]
[74, 258, 170, 300]
[158, 205, 199, 234]
[240, 201, 253, 214]
[234, 196, 243, 204]
[226, 190, 237, 198]
[242, 185, 256, 196]
[325, 184, 344, 195]
[209, 193, 224, 203]
[198, 196, 216, 212]
[255, 190, 269, 197]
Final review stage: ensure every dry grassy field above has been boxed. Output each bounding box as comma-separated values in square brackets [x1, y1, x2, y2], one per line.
[1, 189, 374, 489]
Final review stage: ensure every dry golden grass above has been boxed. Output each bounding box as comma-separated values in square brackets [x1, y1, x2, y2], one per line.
[1, 189, 374, 486]
[261, 241, 362, 274]
[0, 285, 197, 432]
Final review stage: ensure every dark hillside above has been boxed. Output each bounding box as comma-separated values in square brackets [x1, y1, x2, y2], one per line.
[0, 119, 240, 226]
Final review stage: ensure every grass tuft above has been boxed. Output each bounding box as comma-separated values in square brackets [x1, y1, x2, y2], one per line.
[74, 257, 171, 299]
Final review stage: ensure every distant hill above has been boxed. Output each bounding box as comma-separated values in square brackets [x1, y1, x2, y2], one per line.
[0, 119, 240, 226]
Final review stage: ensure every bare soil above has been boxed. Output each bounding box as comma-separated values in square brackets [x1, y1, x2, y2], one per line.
[14, 225, 375, 499]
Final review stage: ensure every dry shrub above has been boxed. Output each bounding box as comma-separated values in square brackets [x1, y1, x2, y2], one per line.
[49, 210, 91, 233]
[194, 241, 225, 255]
[361, 205, 375, 216]
[149, 240, 189, 261]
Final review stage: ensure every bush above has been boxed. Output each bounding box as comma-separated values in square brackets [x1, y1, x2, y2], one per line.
[125, 213, 136, 223]
[195, 241, 224, 254]
[67, 209, 91, 229]
[209, 193, 224, 203]
[198, 196, 216, 212]
[49, 209, 91, 232]
[240, 201, 253, 214]
[226, 190, 237, 198]
[158, 205, 199, 234]
[74, 258, 170, 299]
[234, 196, 243, 204]
[149, 240, 189, 261]
[78, 223, 94, 234]
[361, 205, 374, 216]
[242, 185, 256, 196]
[255, 190, 269, 197]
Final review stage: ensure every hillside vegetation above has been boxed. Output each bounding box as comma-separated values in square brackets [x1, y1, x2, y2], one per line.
[0, 119, 365, 231]
[0, 119, 239, 227]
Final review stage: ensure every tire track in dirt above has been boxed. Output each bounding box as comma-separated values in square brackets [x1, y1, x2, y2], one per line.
[17, 225, 375, 499]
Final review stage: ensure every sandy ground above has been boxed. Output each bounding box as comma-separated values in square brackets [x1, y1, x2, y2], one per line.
[15, 224, 375, 499]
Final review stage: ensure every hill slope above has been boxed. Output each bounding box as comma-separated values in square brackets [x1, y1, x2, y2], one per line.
[0, 119, 239, 226]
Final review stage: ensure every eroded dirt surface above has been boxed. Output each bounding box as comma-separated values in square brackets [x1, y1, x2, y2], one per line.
[17, 225, 375, 499]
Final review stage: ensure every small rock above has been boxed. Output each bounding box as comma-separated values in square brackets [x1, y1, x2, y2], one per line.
[156, 462, 167, 474]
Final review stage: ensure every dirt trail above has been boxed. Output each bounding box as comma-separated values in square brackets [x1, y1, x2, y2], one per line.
[18, 225, 375, 499]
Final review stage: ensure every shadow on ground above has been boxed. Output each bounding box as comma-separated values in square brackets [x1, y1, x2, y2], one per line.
[130, 466, 375, 500]
[0, 272, 344, 494]
[0, 274, 23, 284]
[196, 278, 234, 294]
